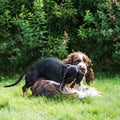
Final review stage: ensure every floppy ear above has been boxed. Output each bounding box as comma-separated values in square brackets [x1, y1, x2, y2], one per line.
[61, 65, 66, 73]
[88, 59, 93, 68]
[59, 66, 66, 91]
[60, 64, 70, 90]
[61, 64, 71, 72]
[85, 68, 94, 85]
[76, 70, 84, 85]
[61, 64, 70, 77]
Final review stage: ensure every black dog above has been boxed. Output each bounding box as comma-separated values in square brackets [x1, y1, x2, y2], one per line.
[4, 58, 84, 95]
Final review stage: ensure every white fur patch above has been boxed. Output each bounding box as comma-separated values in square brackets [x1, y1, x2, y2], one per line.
[63, 86, 103, 99]
[78, 54, 84, 62]
[49, 81, 60, 85]
[77, 54, 87, 74]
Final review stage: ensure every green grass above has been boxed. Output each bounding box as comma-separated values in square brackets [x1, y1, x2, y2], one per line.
[0, 74, 120, 120]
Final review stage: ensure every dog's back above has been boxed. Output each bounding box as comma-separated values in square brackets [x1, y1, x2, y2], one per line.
[25, 58, 65, 87]
[31, 79, 61, 97]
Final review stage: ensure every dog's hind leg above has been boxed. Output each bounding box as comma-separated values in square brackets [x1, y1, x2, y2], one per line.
[22, 85, 28, 96]
[22, 71, 36, 96]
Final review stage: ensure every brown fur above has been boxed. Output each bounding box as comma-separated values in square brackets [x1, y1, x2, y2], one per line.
[31, 78, 61, 98]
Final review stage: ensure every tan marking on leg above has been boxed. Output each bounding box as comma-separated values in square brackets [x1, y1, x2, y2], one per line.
[23, 88, 28, 96]
[65, 79, 76, 87]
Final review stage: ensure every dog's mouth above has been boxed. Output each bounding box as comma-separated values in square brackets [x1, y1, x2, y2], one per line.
[79, 67, 86, 74]
[77, 64, 87, 74]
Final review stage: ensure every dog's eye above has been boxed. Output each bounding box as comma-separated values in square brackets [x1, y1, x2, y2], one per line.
[76, 59, 81, 63]
[73, 61, 79, 65]
[83, 59, 86, 63]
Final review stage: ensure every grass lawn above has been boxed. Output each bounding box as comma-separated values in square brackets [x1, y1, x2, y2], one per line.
[0, 74, 120, 120]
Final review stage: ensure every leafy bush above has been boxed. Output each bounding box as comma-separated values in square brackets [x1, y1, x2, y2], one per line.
[77, 0, 120, 71]
[113, 41, 120, 64]
[0, 0, 120, 75]
[46, 32, 69, 59]
[0, 0, 69, 75]
[44, 0, 120, 71]
[0, 0, 47, 74]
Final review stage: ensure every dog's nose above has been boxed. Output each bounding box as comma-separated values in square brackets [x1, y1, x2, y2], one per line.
[78, 65, 86, 74]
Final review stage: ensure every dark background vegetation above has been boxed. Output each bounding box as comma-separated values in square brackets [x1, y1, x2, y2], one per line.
[0, 0, 120, 75]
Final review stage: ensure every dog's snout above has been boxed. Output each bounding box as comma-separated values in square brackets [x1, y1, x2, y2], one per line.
[78, 63, 87, 74]
[79, 64, 85, 69]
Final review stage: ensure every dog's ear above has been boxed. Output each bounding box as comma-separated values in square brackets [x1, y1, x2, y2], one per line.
[62, 64, 71, 70]
[76, 70, 84, 85]
[85, 68, 94, 85]
[86, 58, 93, 68]
[61, 64, 70, 76]
[61, 65, 66, 72]
[61, 65, 67, 76]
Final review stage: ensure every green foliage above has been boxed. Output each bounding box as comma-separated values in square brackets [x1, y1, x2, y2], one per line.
[0, 0, 69, 75]
[0, 0, 120, 74]
[77, 0, 120, 71]
[0, 0, 47, 74]
[44, 0, 120, 71]
[46, 34, 69, 59]
[113, 41, 120, 64]
[43, 0, 78, 36]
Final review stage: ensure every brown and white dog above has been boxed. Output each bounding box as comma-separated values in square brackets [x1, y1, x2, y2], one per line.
[62, 52, 103, 98]
[63, 51, 94, 87]
[31, 77, 61, 98]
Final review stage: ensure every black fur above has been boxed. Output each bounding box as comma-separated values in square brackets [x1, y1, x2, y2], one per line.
[62, 65, 84, 88]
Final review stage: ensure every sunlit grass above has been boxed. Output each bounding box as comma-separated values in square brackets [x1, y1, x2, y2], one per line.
[0, 74, 120, 120]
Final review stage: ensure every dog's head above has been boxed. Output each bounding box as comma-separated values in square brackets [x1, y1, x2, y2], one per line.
[60, 65, 84, 90]
[62, 52, 94, 85]
[63, 52, 92, 75]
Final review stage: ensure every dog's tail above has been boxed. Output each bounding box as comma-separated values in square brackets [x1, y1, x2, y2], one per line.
[4, 71, 27, 87]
